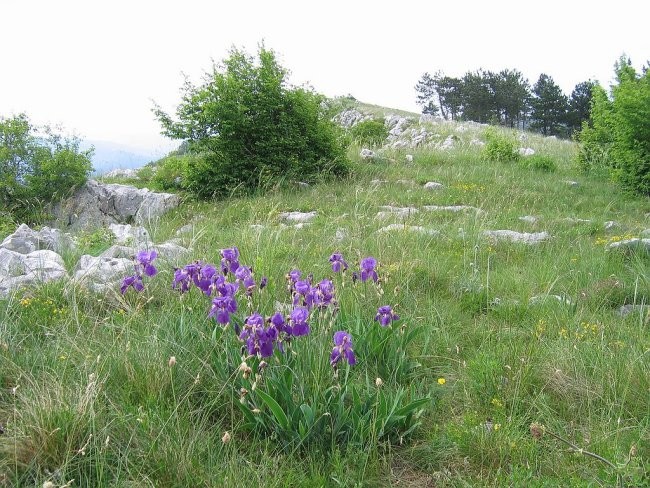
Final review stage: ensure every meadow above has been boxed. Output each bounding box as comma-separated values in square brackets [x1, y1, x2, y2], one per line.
[1, 117, 648, 487]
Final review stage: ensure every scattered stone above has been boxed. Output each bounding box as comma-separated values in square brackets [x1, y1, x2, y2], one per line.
[279, 211, 317, 223]
[423, 181, 444, 191]
[563, 217, 593, 225]
[376, 206, 419, 219]
[607, 238, 650, 252]
[617, 304, 650, 317]
[103, 168, 139, 179]
[438, 135, 455, 150]
[423, 205, 483, 214]
[377, 224, 439, 236]
[518, 147, 535, 156]
[0, 249, 68, 297]
[295, 181, 310, 189]
[360, 148, 375, 159]
[405, 154, 413, 163]
[641, 229, 650, 237]
[333, 109, 371, 128]
[385, 115, 410, 136]
[411, 128, 429, 146]
[176, 224, 194, 236]
[370, 179, 389, 185]
[482, 230, 550, 244]
[470, 138, 485, 147]
[154, 241, 190, 262]
[604, 221, 619, 231]
[54, 179, 180, 230]
[334, 228, 348, 242]
[73, 255, 133, 293]
[529, 294, 573, 306]
[99, 245, 137, 260]
[108, 223, 151, 247]
[519, 215, 539, 224]
[0, 224, 75, 254]
[564, 180, 580, 188]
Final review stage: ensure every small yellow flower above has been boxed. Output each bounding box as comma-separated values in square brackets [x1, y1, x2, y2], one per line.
[491, 398, 504, 408]
[494, 423, 501, 431]
[437, 378, 446, 385]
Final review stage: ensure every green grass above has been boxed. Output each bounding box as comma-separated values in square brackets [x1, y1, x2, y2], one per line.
[1, 121, 649, 487]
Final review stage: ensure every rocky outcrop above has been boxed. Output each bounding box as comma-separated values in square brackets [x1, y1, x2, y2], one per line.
[0, 248, 68, 298]
[54, 179, 180, 230]
[482, 230, 550, 244]
[1, 224, 75, 254]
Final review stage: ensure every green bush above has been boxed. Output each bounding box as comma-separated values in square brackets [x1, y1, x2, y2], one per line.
[349, 119, 388, 146]
[520, 154, 557, 172]
[154, 46, 350, 199]
[0, 113, 93, 222]
[151, 155, 192, 191]
[577, 58, 650, 195]
[483, 128, 520, 163]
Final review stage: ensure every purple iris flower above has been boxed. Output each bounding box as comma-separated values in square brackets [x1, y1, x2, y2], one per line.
[360, 257, 379, 283]
[330, 331, 356, 367]
[269, 312, 290, 335]
[329, 252, 349, 273]
[120, 274, 144, 294]
[208, 295, 238, 324]
[235, 265, 255, 294]
[316, 279, 335, 307]
[195, 264, 218, 295]
[289, 307, 310, 336]
[220, 247, 240, 275]
[240, 312, 277, 358]
[172, 267, 191, 293]
[375, 305, 400, 327]
[136, 250, 158, 277]
[260, 276, 268, 290]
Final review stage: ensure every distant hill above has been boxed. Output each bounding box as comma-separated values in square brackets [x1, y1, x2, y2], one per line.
[82, 140, 177, 175]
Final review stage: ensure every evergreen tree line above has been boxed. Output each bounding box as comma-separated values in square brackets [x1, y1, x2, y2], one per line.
[415, 69, 595, 137]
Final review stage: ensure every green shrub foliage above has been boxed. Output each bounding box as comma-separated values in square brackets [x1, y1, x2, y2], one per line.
[520, 154, 557, 172]
[0, 113, 93, 222]
[154, 47, 350, 199]
[483, 128, 520, 163]
[349, 119, 389, 146]
[577, 58, 650, 195]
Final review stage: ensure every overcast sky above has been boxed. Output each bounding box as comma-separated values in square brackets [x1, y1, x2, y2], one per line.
[1, 0, 648, 152]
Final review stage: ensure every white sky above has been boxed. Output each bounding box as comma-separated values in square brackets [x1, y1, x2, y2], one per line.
[1, 0, 648, 152]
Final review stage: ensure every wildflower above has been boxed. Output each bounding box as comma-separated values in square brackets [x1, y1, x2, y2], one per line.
[289, 307, 310, 336]
[136, 250, 158, 277]
[360, 256, 379, 283]
[172, 267, 192, 293]
[530, 422, 544, 439]
[194, 264, 218, 295]
[269, 311, 290, 335]
[208, 295, 238, 324]
[220, 247, 240, 275]
[329, 252, 349, 273]
[240, 312, 277, 357]
[374, 305, 399, 327]
[120, 274, 144, 294]
[221, 431, 231, 444]
[259, 276, 268, 290]
[235, 265, 255, 294]
[437, 378, 446, 385]
[375, 377, 384, 387]
[330, 331, 356, 367]
[168, 356, 177, 367]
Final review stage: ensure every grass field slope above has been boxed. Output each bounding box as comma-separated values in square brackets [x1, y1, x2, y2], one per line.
[1, 105, 648, 487]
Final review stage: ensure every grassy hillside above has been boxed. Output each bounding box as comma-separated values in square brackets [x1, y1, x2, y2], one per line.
[1, 113, 649, 486]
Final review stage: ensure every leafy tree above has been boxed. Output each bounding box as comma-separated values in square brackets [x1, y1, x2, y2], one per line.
[415, 72, 439, 115]
[530, 74, 569, 136]
[154, 46, 349, 199]
[0, 114, 93, 221]
[577, 56, 650, 195]
[461, 70, 495, 123]
[567, 80, 596, 135]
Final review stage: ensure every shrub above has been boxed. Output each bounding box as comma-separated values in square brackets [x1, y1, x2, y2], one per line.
[154, 46, 350, 199]
[577, 58, 650, 195]
[349, 119, 389, 146]
[520, 154, 557, 172]
[151, 155, 191, 191]
[0, 113, 93, 222]
[483, 128, 520, 163]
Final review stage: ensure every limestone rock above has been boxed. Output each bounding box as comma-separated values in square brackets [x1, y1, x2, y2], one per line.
[518, 147, 535, 156]
[482, 230, 550, 244]
[109, 223, 151, 247]
[1, 224, 75, 254]
[54, 179, 180, 230]
[376, 206, 419, 219]
[360, 148, 375, 160]
[423, 181, 444, 191]
[73, 254, 133, 293]
[279, 211, 317, 223]
[0, 249, 68, 297]
[377, 224, 439, 236]
[618, 304, 650, 317]
[607, 238, 650, 252]
[423, 205, 483, 214]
